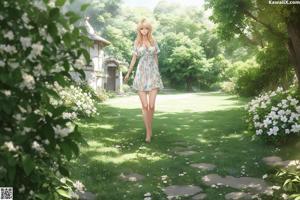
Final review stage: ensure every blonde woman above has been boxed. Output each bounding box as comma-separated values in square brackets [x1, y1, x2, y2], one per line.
[124, 18, 164, 143]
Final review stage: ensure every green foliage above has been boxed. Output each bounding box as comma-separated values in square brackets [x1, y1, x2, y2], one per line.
[0, 0, 91, 199]
[245, 85, 300, 145]
[206, 0, 298, 92]
[263, 167, 300, 200]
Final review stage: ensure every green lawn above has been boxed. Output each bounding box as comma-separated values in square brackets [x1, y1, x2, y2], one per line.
[68, 91, 300, 200]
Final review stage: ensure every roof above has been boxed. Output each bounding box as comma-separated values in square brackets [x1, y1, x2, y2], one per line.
[85, 18, 111, 46]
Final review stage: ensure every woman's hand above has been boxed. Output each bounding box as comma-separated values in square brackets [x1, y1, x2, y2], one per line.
[123, 74, 130, 84]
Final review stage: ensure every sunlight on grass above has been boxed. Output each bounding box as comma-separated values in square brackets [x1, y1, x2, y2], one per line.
[98, 124, 114, 129]
[82, 147, 120, 154]
[104, 92, 245, 113]
[197, 138, 209, 143]
[220, 134, 244, 139]
[90, 152, 168, 164]
[78, 123, 114, 129]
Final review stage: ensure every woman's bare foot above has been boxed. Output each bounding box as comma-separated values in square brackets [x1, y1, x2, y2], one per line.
[145, 133, 151, 143]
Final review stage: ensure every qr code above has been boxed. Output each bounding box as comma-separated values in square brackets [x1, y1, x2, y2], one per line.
[0, 187, 13, 200]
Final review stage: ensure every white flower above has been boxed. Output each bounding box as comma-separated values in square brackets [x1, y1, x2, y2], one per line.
[278, 109, 285, 116]
[276, 86, 283, 92]
[20, 73, 35, 90]
[33, 64, 47, 77]
[73, 180, 85, 192]
[280, 116, 288, 122]
[0, 60, 5, 67]
[21, 13, 30, 24]
[20, 37, 32, 50]
[296, 106, 300, 113]
[18, 185, 25, 193]
[281, 193, 289, 200]
[256, 129, 263, 135]
[53, 122, 75, 138]
[4, 141, 18, 152]
[31, 42, 44, 56]
[271, 106, 278, 111]
[291, 124, 300, 133]
[290, 98, 299, 106]
[33, 1, 47, 11]
[262, 174, 268, 179]
[8, 62, 18, 69]
[261, 103, 267, 108]
[0, 44, 17, 54]
[31, 141, 45, 153]
[285, 129, 290, 134]
[42, 139, 50, 145]
[2, 90, 11, 96]
[48, 0, 55, 7]
[4, 31, 14, 40]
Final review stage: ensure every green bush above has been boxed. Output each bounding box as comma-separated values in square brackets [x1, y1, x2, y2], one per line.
[245, 85, 300, 145]
[224, 58, 264, 97]
[261, 166, 300, 200]
[0, 0, 93, 199]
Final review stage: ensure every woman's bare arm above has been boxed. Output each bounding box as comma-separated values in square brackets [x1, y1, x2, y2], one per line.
[126, 54, 137, 76]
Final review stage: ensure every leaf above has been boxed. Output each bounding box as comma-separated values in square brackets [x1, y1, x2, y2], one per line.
[80, 3, 90, 11]
[59, 142, 72, 160]
[56, 0, 67, 7]
[22, 154, 35, 176]
[56, 188, 72, 199]
[62, 32, 72, 47]
[49, 8, 60, 20]
[65, 11, 81, 24]
[7, 167, 16, 184]
[58, 166, 70, 177]
[67, 140, 80, 157]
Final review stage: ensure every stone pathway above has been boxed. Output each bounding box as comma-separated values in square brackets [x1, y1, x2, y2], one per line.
[262, 156, 300, 168]
[190, 163, 216, 171]
[172, 145, 198, 156]
[75, 191, 97, 200]
[119, 172, 145, 182]
[224, 192, 252, 200]
[162, 185, 204, 200]
[202, 174, 273, 195]
[175, 150, 198, 156]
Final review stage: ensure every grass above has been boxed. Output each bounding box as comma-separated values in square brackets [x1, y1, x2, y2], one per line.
[67, 91, 300, 200]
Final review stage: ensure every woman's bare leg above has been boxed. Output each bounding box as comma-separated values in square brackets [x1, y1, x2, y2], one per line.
[138, 91, 151, 140]
[148, 88, 158, 138]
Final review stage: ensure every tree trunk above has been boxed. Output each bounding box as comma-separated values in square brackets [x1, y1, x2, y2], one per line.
[286, 20, 300, 91]
[186, 78, 193, 91]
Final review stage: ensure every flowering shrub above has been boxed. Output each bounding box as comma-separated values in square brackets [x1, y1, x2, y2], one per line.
[0, 0, 93, 199]
[245, 86, 300, 144]
[47, 81, 98, 119]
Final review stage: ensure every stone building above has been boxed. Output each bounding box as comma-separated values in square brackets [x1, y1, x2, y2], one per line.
[70, 17, 125, 93]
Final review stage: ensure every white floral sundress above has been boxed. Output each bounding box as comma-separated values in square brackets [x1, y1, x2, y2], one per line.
[131, 40, 164, 92]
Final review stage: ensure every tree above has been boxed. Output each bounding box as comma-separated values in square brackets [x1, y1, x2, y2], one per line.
[206, 0, 300, 89]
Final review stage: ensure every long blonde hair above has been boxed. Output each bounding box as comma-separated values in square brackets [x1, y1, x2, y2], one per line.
[134, 18, 155, 47]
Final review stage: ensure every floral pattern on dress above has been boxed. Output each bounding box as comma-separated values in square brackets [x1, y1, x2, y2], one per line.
[131, 40, 164, 92]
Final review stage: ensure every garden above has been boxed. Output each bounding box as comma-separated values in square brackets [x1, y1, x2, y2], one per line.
[1, 0, 300, 200]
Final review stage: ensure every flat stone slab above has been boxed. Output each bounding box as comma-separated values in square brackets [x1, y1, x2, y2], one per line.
[162, 185, 203, 199]
[192, 193, 207, 200]
[119, 172, 145, 182]
[175, 150, 197, 156]
[75, 191, 97, 200]
[225, 192, 252, 200]
[190, 163, 216, 171]
[202, 174, 272, 194]
[262, 156, 300, 168]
